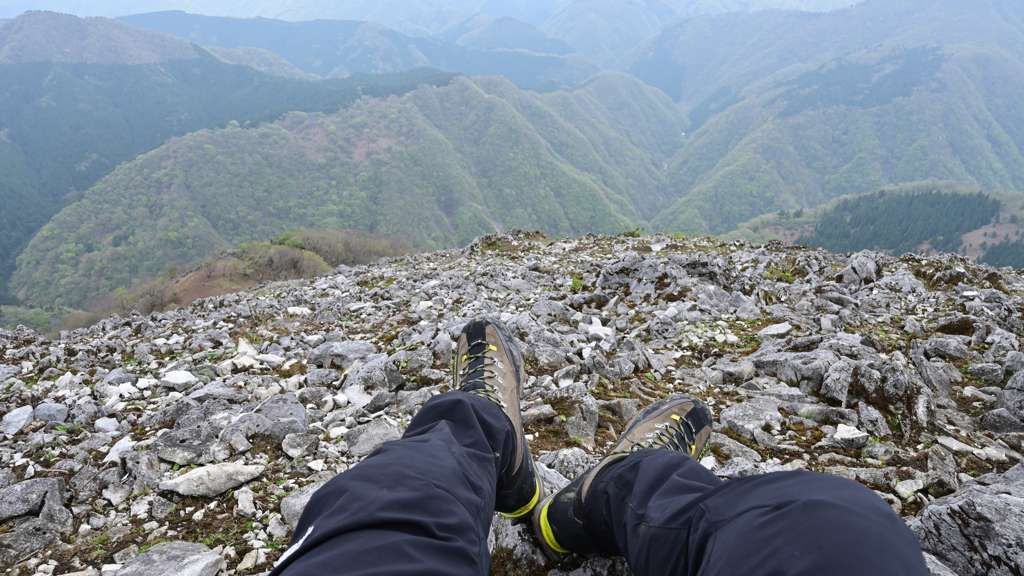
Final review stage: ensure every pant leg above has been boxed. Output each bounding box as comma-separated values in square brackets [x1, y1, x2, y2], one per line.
[270, 393, 515, 576]
[585, 450, 929, 576]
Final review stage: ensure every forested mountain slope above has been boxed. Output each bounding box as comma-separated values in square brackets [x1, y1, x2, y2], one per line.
[724, 182, 1024, 266]
[0, 11, 456, 304]
[118, 11, 598, 87]
[440, 14, 575, 55]
[795, 188, 1001, 257]
[203, 46, 320, 80]
[10, 73, 687, 308]
[0, 9, 199, 63]
[543, 0, 861, 69]
[615, 0, 1024, 236]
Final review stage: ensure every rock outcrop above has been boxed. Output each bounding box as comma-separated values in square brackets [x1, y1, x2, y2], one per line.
[1, 230, 1022, 575]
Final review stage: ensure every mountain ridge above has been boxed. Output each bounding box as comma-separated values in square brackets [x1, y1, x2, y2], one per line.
[0, 12, 462, 304]
[117, 10, 599, 88]
[9, 72, 687, 308]
[0, 10, 202, 64]
[603, 0, 1024, 236]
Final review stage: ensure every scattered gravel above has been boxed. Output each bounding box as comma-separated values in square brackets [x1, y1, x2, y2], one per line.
[2, 229, 1024, 575]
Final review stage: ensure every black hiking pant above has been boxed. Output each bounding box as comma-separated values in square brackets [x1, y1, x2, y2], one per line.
[269, 392, 929, 576]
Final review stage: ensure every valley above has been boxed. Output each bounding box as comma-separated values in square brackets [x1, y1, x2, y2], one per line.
[1, 0, 1024, 329]
[2, 3, 1024, 576]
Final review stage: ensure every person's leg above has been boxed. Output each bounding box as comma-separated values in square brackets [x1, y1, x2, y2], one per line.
[269, 392, 513, 576]
[271, 317, 542, 576]
[585, 450, 930, 576]
[535, 394, 929, 576]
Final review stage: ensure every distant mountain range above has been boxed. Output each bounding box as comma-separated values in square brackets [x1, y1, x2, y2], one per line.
[1, 0, 864, 53]
[544, 0, 860, 68]
[614, 0, 1024, 234]
[0, 0, 576, 33]
[0, 11, 457, 304]
[9, 72, 686, 308]
[117, 11, 598, 85]
[440, 14, 576, 55]
[6, 0, 1024, 311]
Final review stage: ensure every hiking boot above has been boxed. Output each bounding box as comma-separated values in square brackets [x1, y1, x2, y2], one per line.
[532, 394, 712, 558]
[454, 317, 543, 517]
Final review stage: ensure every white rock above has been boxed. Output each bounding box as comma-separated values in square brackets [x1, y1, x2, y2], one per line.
[104, 435, 137, 465]
[341, 384, 373, 410]
[237, 550, 258, 572]
[983, 446, 1010, 463]
[936, 436, 987, 460]
[758, 322, 793, 338]
[232, 356, 260, 371]
[236, 339, 259, 357]
[287, 307, 312, 316]
[234, 488, 256, 517]
[159, 371, 199, 391]
[95, 417, 120, 434]
[267, 514, 290, 539]
[333, 392, 349, 408]
[833, 424, 869, 449]
[159, 463, 266, 497]
[1, 405, 34, 435]
[255, 354, 285, 368]
[896, 479, 924, 499]
[116, 542, 225, 576]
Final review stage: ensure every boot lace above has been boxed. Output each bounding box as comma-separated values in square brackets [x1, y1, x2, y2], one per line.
[611, 414, 701, 457]
[454, 340, 506, 406]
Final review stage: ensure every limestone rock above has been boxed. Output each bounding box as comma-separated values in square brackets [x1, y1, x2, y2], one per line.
[0, 478, 68, 525]
[1, 405, 34, 435]
[159, 463, 265, 497]
[911, 464, 1024, 576]
[720, 397, 782, 446]
[308, 340, 377, 370]
[1003, 371, 1024, 421]
[981, 408, 1024, 433]
[346, 420, 402, 458]
[159, 371, 199, 392]
[281, 481, 327, 531]
[539, 448, 598, 481]
[282, 433, 320, 459]
[116, 541, 226, 576]
[758, 322, 792, 339]
[33, 402, 68, 423]
[832, 424, 869, 449]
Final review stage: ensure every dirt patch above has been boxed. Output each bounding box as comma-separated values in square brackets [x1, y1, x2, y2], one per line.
[960, 219, 1024, 261]
[162, 259, 260, 310]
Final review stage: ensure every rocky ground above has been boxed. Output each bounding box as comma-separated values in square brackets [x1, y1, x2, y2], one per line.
[2, 230, 1024, 576]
